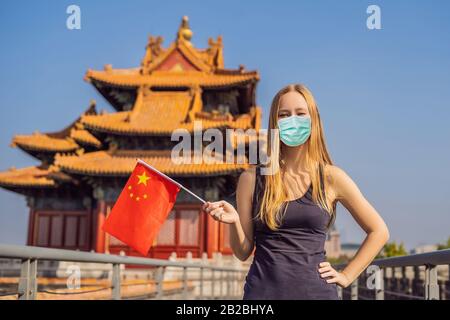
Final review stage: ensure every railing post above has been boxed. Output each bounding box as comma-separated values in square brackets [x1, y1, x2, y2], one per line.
[211, 269, 215, 299]
[226, 271, 231, 299]
[231, 271, 238, 298]
[446, 264, 450, 300]
[182, 266, 188, 299]
[236, 271, 239, 298]
[401, 267, 408, 293]
[412, 265, 421, 297]
[18, 258, 37, 300]
[375, 268, 384, 300]
[439, 279, 446, 300]
[238, 271, 242, 297]
[337, 285, 343, 299]
[351, 278, 358, 300]
[447, 264, 450, 300]
[199, 266, 204, 299]
[155, 266, 165, 299]
[393, 267, 400, 293]
[229, 271, 233, 298]
[219, 270, 223, 298]
[425, 264, 439, 300]
[112, 263, 121, 300]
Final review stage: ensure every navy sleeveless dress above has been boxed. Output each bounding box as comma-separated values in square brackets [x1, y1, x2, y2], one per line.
[242, 166, 340, 300]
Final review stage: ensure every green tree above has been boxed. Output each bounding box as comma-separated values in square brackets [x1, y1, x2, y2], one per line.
[437, 236, 450, 250]
[327, 255, 350, 265]
[380, 241, 408, 258]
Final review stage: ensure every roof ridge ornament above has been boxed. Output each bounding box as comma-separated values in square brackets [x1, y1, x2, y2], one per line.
[176, 16, 193, 46]
[141, 35, 164, 74]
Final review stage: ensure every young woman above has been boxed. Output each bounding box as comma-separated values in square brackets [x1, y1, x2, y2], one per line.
[202, 84, 389, 300]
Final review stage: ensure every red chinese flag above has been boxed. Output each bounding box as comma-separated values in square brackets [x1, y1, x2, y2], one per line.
[102, 161, 180, 256]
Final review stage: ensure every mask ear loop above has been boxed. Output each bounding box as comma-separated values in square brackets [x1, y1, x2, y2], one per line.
[283, 201, 289, 215]
[277, 137, 289, 225]
[277, 201, 289, 227]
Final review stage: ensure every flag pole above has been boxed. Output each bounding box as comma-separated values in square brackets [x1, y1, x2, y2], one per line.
[136, 158, 206, 204]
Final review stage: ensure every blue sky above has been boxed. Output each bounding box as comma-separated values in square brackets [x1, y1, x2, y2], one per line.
[0, 0, 449, 250]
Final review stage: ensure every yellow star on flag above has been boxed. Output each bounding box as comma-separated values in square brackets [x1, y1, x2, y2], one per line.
[136, 171, 150, 186]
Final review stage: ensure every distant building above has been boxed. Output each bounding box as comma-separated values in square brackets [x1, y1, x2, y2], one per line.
[340, 243, 360, 258]
[410, 244, 438, 254]
[325, 226, 341, 258]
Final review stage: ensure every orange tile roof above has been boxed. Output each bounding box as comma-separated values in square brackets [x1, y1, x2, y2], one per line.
[81, 91, 257, 135]
[87, 17, 258, 88]
[10, 128, 101, 153]
[0, 166, 57, 188]
[11, 133, 79, 152]
[54, 150, 250, 177]
[70, 127, 102, 148]
[81, 111, 254, 135]
[85, 69, 258, 88]
[10, 101, 101, 153]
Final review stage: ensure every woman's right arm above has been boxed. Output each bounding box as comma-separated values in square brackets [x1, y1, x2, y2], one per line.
[229, 166, 256, 261]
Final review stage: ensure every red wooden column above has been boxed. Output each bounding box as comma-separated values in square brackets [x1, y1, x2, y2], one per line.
[94, 200, 106, 253]
[205, 211, 219, 258]
[218, 223, 232, 255]
[26, 208, 35, 246]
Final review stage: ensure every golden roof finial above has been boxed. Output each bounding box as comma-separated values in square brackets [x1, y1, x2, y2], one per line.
[177, 15, 193, 44]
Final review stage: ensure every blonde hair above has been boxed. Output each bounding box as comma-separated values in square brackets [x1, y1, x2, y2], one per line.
[257, 84, 336, 230]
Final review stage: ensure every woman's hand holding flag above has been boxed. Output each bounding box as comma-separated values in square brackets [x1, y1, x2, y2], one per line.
[202, 200, 239, 224]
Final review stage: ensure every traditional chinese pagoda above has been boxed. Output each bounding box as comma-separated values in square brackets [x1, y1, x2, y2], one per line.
[0, 16, 261, 259]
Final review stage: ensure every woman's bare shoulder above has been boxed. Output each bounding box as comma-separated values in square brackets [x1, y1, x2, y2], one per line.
[323, 164, 350, 183]
[323, 163, 355, 200]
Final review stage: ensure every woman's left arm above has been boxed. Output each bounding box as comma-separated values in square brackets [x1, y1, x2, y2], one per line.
[318, 165, 390, 288]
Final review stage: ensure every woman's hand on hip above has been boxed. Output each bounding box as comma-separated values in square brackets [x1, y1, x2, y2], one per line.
[202, 200, 239, 224]
[318, 262, 351, 288]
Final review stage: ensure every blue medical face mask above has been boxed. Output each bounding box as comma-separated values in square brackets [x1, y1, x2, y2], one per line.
[277, 115, 311, 147]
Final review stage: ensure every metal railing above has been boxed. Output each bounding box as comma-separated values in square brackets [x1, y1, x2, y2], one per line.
[334, 249, 450, 300]
[0, 244, 248, 300]
[4, 244, 448, 300]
